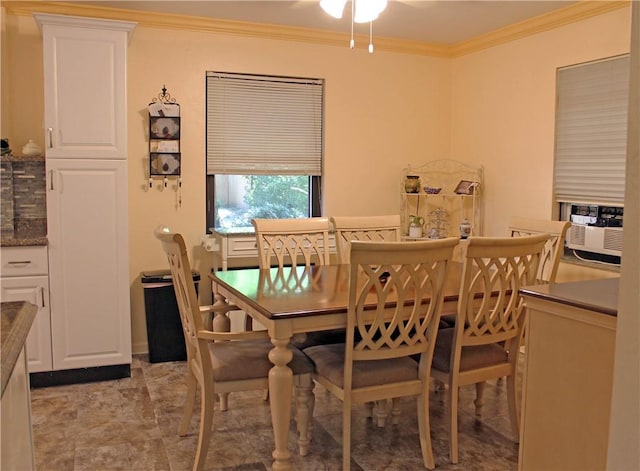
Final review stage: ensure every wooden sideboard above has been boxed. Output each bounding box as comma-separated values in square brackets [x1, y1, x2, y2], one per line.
[519, 278, 619, 471]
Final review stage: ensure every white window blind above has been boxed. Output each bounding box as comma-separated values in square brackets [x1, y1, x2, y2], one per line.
[206, 71, 323, 176]
[554, 55, 629, 204]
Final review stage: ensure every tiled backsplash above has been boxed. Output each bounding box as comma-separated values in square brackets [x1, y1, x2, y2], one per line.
[0, 156, 47, 239]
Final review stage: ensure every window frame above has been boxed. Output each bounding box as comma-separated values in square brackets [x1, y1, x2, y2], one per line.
[204, 71, 324, 233]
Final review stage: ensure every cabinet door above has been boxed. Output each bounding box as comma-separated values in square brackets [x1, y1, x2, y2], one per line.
[46, 159, 131, 370]
[36, 14, 134, 159]
[0, 276, 52, 373]
[1, 349, 35, 471]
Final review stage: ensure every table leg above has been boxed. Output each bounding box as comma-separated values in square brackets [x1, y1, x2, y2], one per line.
[268, 335, 294, 471]
[212, 292, 232, 410]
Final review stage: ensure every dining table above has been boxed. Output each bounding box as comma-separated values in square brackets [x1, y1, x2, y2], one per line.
[210, 261, 465, 470]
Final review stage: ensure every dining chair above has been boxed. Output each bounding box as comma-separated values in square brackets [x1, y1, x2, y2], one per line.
[439, 216, 568, 329]
[508, 216, 571, 283]
[252, 217, 331, 269]
[154, 228, 315, 471]
[252, 217, 345, 348]
[303, 238, 460, 470]
[430, 234, 549, 465]
[330, 214, 403, 425]
[330, 214, 402, 264]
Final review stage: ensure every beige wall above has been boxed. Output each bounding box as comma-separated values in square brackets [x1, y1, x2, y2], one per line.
[450, 7, 631, 238]
[1, 5, 631, 353]
[4, 12, 452, 353]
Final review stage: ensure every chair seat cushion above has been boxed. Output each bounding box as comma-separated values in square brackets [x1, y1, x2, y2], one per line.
[439, 312, 457, 328]
[291, 328, 346, 349]
[303, 343, 418, 389]
[432, 328, 508, 373]
[209, 339, 314, 382]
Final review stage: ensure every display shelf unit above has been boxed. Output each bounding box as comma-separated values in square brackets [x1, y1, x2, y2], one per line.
[400, 159, 483, 239]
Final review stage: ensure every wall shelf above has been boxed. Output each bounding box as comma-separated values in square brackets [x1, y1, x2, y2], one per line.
[400, 159, 483, 238]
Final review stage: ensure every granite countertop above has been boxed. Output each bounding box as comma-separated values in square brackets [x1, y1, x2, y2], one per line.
[1, 236, 48, 247]
[1, 301, 37, 396]
[520, 277, 620, 317]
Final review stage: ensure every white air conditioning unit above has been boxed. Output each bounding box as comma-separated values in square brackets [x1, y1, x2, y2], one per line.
[567, 224, 623, 257]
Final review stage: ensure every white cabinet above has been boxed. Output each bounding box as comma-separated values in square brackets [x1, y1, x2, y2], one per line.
[46, 159, 131, 370]
[34, 13, 134, 374]
[35, 14, 135, 159]
[0, 246, 52, 372]
[1, 349, 35, 471]
[400, 160, 483, 239]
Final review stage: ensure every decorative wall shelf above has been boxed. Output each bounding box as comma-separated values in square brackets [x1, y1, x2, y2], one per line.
[147, 86, 182, 204]
[400, 159, 483, 239]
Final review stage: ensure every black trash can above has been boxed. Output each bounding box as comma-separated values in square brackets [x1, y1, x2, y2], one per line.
[141, 269, 200, 363]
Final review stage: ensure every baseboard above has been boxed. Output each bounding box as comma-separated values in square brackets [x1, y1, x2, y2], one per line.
[30, 364, 131, 388]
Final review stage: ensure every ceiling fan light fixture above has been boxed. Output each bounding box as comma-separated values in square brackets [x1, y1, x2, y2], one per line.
[354, 0, 388, 23]
[320, 0, 348, 19]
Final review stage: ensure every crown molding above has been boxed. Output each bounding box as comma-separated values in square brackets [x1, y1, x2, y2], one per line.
[451, 0, 631, 57]
[3, 0, 631, 59]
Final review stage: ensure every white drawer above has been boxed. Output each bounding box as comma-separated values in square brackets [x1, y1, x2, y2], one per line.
[227, 236, 258, 258]
[0, 246, 49, 277]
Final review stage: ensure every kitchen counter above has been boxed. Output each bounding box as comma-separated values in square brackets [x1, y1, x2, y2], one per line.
[520, 276, 619, 317]
[1, 301, 37, 396]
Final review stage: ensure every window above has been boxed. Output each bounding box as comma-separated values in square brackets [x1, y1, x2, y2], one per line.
[205, 72, 324, 232]
[554, 55, 629, 265]
[554, 55, 630, 205]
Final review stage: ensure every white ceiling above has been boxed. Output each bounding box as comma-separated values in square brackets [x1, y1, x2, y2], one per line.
[80, 1, 579, 44]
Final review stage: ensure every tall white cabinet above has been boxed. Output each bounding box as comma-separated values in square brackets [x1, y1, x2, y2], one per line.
[34, 14, 135, 375]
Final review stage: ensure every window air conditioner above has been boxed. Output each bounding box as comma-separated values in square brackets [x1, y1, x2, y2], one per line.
[567, 224, 623, 257]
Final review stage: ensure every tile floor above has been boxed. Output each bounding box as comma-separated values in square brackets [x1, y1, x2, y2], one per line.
[30, 354, 519, 470]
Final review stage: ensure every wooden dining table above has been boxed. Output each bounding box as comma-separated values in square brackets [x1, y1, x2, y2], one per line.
[209, 262, 464, 471]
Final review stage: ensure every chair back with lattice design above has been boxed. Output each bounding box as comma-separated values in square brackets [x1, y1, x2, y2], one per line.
[508, 217, 570, 283]
[455, 234, 549, 355]
[252, 217, 331, 269]
[346, 238, 458, 371]
[154, 228, 210, 372]
[331, 215, 402, 264]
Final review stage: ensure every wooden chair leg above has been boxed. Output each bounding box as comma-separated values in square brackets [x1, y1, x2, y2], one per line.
[474, 381, 486, 417]
[365, 401, 375, 418]
[417, 391, 435, 470]
[391, 398, 401, 425]
[179, 371, 197, 436]
[193, 384, 214, 471]
[448, 381, 460, 464]
[294, 374, 314, 456]
[375, 399, 388, 427]
[342, 399, 352, 470]
[219, 392, 229, 411]
[507, 374, 520, 442]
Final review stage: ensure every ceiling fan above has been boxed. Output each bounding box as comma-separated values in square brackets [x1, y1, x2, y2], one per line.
[319, 0, 389, 52]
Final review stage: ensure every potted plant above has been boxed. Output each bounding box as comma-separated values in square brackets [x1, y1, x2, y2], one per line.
[408, 214, 424, 238]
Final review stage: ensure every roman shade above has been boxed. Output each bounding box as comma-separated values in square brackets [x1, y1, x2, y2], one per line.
[206, 71, 323, 176]
[553, 55, 629, 204]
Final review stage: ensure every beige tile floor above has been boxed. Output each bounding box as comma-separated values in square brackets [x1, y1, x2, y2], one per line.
[31, 354, 519, 470]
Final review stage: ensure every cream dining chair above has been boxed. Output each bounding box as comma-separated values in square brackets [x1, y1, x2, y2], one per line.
[439, 216, 569, 330]
[303, 238, 459, 470]
[252, 217, 331, 269]
[251, 217, 345, 349]
[331, 214, 403, 425]
[430, 234, 549, 465]
[154, 228, 315, 471]
[508, 216, 571, 283]
[330, 215, 402, 264]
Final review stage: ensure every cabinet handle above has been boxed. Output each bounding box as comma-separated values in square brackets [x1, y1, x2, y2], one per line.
[49, 170, 54, 190]
[48, 128, 53, 148]
[40, 287, 46, 308]
[7, 260, 32, 265]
